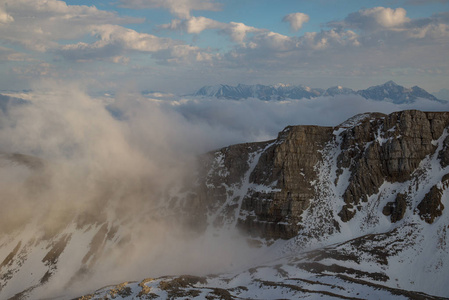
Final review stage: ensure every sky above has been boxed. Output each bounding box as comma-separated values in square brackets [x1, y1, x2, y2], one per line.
[0, 0, 449, 94]
[0, 0, 448, 94]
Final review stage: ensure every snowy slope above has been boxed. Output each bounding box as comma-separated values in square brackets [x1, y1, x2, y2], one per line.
[2, 110, 449, 299]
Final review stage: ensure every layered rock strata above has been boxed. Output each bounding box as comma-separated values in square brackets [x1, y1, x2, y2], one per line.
[189, 110, 449, 240]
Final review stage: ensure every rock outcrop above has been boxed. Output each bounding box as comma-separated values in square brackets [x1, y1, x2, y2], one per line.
[188, 110, 449, 240]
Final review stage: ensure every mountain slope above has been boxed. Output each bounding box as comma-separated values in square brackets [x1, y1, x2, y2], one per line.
[2, 110, 449, 299]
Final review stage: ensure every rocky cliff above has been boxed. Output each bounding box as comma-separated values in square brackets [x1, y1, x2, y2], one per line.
[187, 110, 449, 244]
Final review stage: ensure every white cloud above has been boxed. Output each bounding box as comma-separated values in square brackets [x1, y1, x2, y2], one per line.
[160, 17, 264, 43]
[325, 7, 449, 44]
[222, 22, 264, 44]
[152, 44, 220, 64]
[282, 12, 309, 31]
[92, 25, 177, 52]
[331, 7, 410, 31]
[1, 0, 217, 65]
[58, 24, 220, 65]
[0, 0, 141, 52]
[155, 5, 448, 84]
[0, 7, 13, 24]
[300, 29, 360, 50]
[159, 16, 223, 34]
[407, 22, 449, 39]
[118, 0, 221, 19]
[168, 95, 449, 145]
[249, 31, 294, 51]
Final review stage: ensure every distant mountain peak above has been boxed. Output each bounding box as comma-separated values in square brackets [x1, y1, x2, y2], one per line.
[192, 83, 324, 100]
[192, 81, 445, 103]
[358, 81, 439, 103]
[273, 83, 291, 88]
[384, 80, 398, 85]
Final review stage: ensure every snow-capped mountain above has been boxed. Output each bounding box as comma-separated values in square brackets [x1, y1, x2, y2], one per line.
[193, 81, 444, 103]
[193, 83, 323, 100]
[2, 110, 449, 299]
[323, 85, 355, 97]
[357, 80, 440, 104]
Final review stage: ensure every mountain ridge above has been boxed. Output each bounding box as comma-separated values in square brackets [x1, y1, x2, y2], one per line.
[193, 81, 444, 103]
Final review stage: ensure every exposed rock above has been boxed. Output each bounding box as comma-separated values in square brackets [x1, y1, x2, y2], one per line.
[338, 110, 449, 221]
[0, 242, 21, 270]
[418, 185, 445, 224]
[191, 110, 449, 238]
[382, 193, 407, 223]
[438, 135, 449, 168]
[242, 125, 333, 238]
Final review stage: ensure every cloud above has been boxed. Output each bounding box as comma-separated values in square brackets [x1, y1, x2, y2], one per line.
[404, 12, 449, 39]
[210, 7, 448, 86]
[0, 0, 142, 52]
[283, 12, 310, 31]
[118, 0, 221, 19]
[299, 29, 360, 50]
[1, 2, 448, 95]
[0, 7, 14, 24]
[329, 7, 410, 31]
[223, 27, 361, 71]
[159, 16, 223, 34]
[326, 7, 449, 42]
[221, 22, 265, 44]
[0, 46, 32, 62]
[0, 81, 280, 296]
[160, 17, 264, 44]
[152, 44, 220, 64]
[1, 0, 218, 66]
[167, 94, 449, 145]
[57, 24, 221, 65]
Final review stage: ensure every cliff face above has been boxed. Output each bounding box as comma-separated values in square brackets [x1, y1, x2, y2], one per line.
[192, 110, 449, 241]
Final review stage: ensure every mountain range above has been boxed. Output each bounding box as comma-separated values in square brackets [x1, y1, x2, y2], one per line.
[193, 81, 445, 103]
[1, 110, 449, 299]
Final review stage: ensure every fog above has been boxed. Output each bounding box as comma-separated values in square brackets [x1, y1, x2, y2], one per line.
[0, 80, 448, 297]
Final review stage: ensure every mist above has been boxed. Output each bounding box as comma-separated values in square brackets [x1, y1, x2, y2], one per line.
[1, 80, 448, 298]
